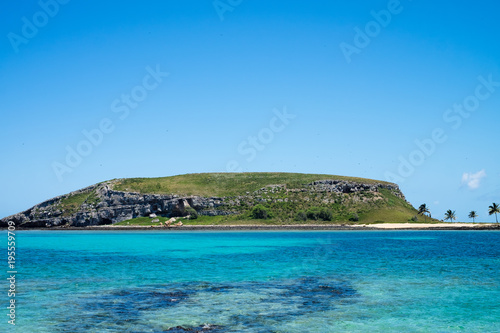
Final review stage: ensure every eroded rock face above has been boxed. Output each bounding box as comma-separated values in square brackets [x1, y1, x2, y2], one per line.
[0, 181, 232, 228]
[307, 180, 405, 199]
[0, 179, 407, 228]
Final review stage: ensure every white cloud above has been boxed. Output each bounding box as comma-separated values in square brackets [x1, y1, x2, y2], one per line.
[461, 169, 486, 190]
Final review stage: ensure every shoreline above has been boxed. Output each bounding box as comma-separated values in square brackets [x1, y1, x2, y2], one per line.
[7, 223, 500, 231]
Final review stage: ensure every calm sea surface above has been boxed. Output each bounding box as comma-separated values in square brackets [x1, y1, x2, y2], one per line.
[3, 230, 500, 332]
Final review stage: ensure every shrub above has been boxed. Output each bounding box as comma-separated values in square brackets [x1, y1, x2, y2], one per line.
[305, 207, 332, 221]
[251, 204, 270, 219]
[349, 213, 359, 222]
[295, 211, 307, 222]
[306, 207, 321, 220]
[185, 207, 198, 219]
[410, 215, 418, 222]
[319, 208, 333, 221]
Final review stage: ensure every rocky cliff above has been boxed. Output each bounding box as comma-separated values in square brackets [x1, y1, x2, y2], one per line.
[0, 174, 411, 228]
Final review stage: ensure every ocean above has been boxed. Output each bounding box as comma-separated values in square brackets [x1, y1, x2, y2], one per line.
[3, 230, 500, 332]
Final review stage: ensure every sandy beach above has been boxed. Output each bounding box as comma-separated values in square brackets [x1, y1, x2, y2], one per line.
[24, 222, 499, 231]
[359, 223, 498, 229]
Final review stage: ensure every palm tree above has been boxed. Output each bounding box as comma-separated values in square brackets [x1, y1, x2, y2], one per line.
[468, 211, 478, 223]
[444, 210, 456, 223]
[488, 203, 500, 223]
[418, 204, 430, 222]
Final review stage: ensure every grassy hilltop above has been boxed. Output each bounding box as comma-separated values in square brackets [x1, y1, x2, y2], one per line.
[113, 173, 390, 196]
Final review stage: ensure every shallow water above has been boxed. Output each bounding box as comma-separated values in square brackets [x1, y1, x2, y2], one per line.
[3, 230, 500, 332]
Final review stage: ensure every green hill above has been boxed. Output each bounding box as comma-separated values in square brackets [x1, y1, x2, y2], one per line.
[1, 173, 430, 228]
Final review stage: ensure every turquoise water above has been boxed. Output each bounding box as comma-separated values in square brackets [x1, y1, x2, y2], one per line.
[3, 230, 500, 332]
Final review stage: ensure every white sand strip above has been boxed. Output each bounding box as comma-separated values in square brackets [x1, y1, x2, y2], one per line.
[366, 223, 496, 229]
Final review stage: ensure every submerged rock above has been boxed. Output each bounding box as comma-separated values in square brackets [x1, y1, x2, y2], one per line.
[164, 324, 223, 332]
[56, 277, 357, 332]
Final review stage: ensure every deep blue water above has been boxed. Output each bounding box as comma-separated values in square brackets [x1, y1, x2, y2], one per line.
[3, 230, 500, 332]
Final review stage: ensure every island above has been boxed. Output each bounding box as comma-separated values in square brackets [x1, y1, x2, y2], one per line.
[1, 173, 497, 230]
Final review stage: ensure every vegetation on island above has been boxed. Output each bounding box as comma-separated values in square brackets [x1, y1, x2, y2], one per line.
[489, 203, 499, 223]
[58, 190, 101, 217]
[444, 210, 456, 223]
[468, 211, 478, 223]
[418, 204, 431, 222]
[112, 173, 427, 226]
[413, 202, 500, 224]
[113, 172, 391, 197]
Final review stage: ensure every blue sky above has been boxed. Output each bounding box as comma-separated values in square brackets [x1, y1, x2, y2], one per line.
[1, 0, 499, 222]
